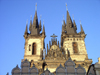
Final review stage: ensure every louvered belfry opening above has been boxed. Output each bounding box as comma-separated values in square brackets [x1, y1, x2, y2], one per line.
[32, 43, 36, 55]
[73, 42, 78, 53]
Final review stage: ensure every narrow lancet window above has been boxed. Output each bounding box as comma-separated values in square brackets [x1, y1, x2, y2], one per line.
[29, 45, 31, 51]
[32, 43, 36, 55]
[73, 42, 78, 53]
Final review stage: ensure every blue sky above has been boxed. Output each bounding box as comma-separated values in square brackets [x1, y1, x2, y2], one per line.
[0, 0, 100, 75]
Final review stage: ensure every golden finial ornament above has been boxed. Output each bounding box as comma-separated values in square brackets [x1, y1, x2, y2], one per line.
[80, 20, 81, 25]
[65, 3, 68, 11]
[72, 14, 74, 20]
[35, 3, 37, 11]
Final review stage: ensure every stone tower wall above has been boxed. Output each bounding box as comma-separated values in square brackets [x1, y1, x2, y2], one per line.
[63, 37, 87, 61]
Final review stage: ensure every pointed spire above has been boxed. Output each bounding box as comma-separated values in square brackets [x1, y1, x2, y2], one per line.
[63, 15, 66, 27]
[80, 21, 85, 34]
[33, 3, 38, 28]
[6, 72, 9, 75]
[67, 10, 72, 27]
[25, 25, 28, 34]
[42, 20, 45, 34]
[73, 18, 77, 30]
[25, 20, 28, 34]
[39, 15, 42, 31]
[16, 64, 18, 68]
[29, 15, 32, 32]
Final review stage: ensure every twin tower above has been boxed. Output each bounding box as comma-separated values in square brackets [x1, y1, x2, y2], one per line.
[23, 5, 92, 73]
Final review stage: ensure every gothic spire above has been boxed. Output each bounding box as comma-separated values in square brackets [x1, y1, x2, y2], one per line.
[25, 20, 28, 34]
[25, 25, 28, 34]
[39, 16, 42, 32]
[29, 15, 32, 32]
[66, 10, 72, 28]
[65, 4, 77, 34]
[24, 20, 28, 39]
[73, 20, 77, 30]
[42, 21, 45, 34]
[33, 3, 38, 28]
[63, 20, 66, 27]
[80, 21, 85, 34]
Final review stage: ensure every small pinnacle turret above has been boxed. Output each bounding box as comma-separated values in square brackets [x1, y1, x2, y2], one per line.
[39, 20, 42, 32]
[29, 16, 32, 32]
[25, 25, 28, 34]
[42, 24, 45, 34]
[73, 20, 77, 30]
[80, 24, 85, 34]
[24, 24, 28, 39]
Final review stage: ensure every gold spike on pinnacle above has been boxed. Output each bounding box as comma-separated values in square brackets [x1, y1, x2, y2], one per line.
[80, 20, 81, 25]
[26, 19, 28, 25]
[35, 3, 37, 11]
[40, 15, 42, 20]
[72, 14, 74, 20]
[65, 3, 68, 11]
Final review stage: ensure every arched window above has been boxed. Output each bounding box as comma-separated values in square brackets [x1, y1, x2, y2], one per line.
[32, 43, 36, 55]
[73, 42, 78, 53]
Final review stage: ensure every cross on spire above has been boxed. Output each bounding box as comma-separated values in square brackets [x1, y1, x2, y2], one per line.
[50, 34, 57, 40]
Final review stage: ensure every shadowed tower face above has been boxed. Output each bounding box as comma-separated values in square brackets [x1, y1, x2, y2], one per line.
[23, 4, 46, 62]
[61, 9, 92, 71]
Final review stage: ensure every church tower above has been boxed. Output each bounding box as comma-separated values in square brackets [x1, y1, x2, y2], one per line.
[23, 4, 46, 62]
[61, 8, 92, 71]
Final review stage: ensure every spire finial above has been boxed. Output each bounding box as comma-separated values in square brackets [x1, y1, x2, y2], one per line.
[40, 15, 42, 20]
[26, 19, 28, 25]
[62, 20, 63, 25]
[63, 15, 64, 20]
[30, 15, 32, 20]
[43, 19, 44, 25]
[65, 3, 68, 11]
[73, 14, 74, 20]
[35, 3, 37, 11]
[80, 20, 81, 25]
